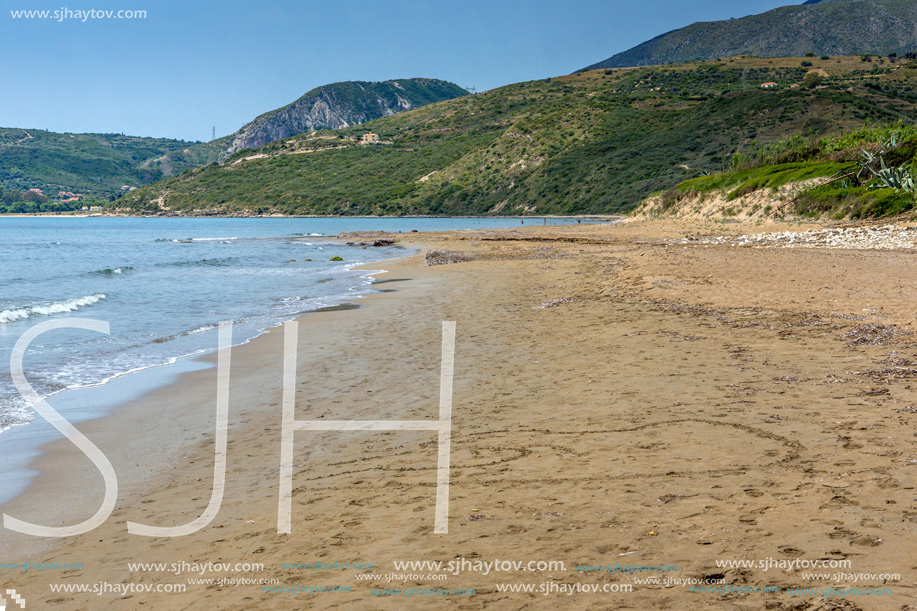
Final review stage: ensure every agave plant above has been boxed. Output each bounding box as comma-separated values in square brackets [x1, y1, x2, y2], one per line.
[859, 147, 878, 165]
[858, 135, 903, 178]
[866, 158, 917, 194]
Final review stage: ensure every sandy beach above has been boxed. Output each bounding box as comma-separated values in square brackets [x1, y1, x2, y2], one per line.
[3, 219, 917, 610]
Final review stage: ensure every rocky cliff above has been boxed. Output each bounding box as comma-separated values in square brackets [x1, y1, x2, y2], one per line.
[222, 79, 467, 158]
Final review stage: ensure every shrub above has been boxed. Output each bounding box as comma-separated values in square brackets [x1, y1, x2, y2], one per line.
[804, 73, 824, 88]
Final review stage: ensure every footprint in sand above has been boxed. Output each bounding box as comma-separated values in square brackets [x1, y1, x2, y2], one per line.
[820, 495, 857, 509]
[849, 534, 882, 546]
[827, 527, 856, 540]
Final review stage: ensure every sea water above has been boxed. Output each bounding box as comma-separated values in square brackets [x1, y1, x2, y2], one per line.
[0, 216, 585, 435]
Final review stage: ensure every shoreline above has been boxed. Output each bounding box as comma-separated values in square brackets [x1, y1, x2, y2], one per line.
[4, 220, 917, 609]
[0, 250, 430, 567]
[0, 213, 622, 221]
[0, 251, 414, 522]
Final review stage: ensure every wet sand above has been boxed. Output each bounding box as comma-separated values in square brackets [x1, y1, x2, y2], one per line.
[2, 220, 916, 610]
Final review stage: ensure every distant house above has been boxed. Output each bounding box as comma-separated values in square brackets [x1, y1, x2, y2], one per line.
[790, 84, 800, 89]
[89, 206, 103, 211]
[28, 188, 44, 194]
[761, 82, 778, 89]
[360, 133, 380, 145]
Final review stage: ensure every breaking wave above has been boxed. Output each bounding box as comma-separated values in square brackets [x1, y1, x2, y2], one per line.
[162, 258, 234, 268]
[152, 322, 220, 344]
[0, 294, 107, 324]
[89, 266, 133, 276]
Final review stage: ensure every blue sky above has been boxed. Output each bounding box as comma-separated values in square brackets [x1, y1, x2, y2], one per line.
[2, 0, 795, 141]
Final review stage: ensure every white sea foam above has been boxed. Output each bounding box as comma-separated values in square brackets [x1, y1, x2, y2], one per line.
[90, 266, 132, 276]
[0, 294, 107, 324]
[153, 322, 220, 343]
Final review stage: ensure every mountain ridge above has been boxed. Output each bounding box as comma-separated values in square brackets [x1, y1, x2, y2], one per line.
[585, 0, 917, 70]
[0, 79, 467, 204]
[220, 79, 468, 158]
[115, 55, 917, 217]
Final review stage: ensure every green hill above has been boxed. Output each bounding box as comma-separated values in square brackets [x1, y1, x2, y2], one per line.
[0, 129, 221, 199]
[0, 79, 465, 210]
[641, 122, 917, 220]
[585, 0, 917, 70]
[116, 56, 917, 216]
[221, 79, 468, 158]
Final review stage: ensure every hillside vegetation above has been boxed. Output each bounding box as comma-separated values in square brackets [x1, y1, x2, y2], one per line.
[0, 80, 464, 209]
[117, 56, 917, 216]
[585, 0, 917, 70]
[221, 79, 468, 158]
[639, 123, 917, 220]
[0, 129, 221, 199]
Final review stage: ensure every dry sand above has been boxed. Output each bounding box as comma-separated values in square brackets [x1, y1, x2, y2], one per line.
[2, 219, 917, 610]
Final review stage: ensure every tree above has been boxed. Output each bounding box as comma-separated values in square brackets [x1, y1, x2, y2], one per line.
[3, 189, 22, 204]
[804, 73, 824, 89]
[42, 201, 66, 213]
[22, 190, 48, 204]
[7, 201, 37, 213]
